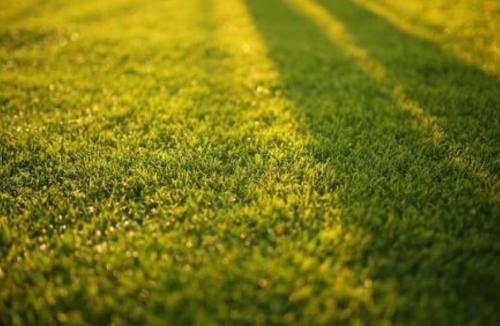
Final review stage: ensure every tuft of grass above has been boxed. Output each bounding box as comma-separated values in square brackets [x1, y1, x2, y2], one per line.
[1, 0, 499, 324]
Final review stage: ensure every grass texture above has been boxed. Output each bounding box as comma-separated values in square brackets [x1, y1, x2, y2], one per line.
[0, 0, 499, 324]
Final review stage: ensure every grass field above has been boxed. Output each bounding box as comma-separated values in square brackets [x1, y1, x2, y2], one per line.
[0, 0, 499, 324]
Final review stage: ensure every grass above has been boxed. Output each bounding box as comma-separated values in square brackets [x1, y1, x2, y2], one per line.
[0, 0, 499, 324]
[355, 0, 500, 76]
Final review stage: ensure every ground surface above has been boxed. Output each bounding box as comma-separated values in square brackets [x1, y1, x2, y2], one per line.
[0, 0, 499, 324]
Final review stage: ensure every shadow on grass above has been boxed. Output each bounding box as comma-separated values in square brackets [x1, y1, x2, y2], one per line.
[318, 0, 500, 175]
[243, 0, 500, 323]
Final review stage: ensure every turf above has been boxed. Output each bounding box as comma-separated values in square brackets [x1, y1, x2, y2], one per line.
[0, 0, 499, 324]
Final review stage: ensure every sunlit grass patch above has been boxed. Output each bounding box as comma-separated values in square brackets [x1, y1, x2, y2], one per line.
[356, 0, 500, 76]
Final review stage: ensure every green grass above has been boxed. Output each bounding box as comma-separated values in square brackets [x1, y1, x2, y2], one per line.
[0, 0, 499, 324]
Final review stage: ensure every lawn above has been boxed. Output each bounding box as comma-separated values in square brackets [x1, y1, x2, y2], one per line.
[0, 0, 499, 324]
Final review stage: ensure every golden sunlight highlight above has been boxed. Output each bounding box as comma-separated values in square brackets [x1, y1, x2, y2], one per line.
[285, 0, 496, 183]
[355, 0, 500, 77]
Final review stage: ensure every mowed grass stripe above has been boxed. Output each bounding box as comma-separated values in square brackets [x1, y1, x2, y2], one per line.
[0, 0, 243, 323]
[286, 0, 496, 187]
[244, 0, 499, 324]
[206, 0, 387, 323]
[317, 0, 500, 179]
[355, 0, 500, 77]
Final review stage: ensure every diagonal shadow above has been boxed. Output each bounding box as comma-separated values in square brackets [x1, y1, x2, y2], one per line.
[318, 0, 500, 176]
[243, 0, 500, 324]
